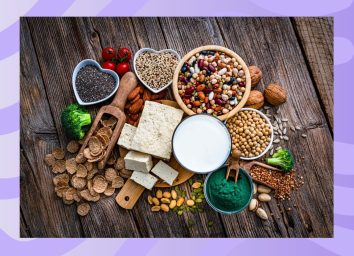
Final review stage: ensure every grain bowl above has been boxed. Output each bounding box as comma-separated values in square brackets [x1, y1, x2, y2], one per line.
[172, 45, 251, 121]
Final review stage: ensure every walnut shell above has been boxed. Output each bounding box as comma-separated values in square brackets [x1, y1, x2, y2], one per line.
[249, 66, 262, 88]
[264, 83, 287, 106]
[245, 90, 264, 109]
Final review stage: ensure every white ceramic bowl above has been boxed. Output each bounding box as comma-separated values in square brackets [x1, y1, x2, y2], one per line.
[72, 59, 119, 106]
[227, 108, 274, 160]
[133, 48, 181, 93]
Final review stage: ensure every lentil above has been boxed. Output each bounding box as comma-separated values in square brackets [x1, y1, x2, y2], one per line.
[250, 166, 303, 200]
[76, 65, 116, 103]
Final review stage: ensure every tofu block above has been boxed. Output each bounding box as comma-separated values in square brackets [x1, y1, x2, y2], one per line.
[117, 124, 137, 150]
[131, 171, 158, 190]
[130, 101, 184, 160]
[124, 151, 153, 173]
[151, 160, 179, 186]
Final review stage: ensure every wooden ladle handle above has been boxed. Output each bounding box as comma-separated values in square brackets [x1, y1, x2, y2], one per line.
[111, 72, 138, 110]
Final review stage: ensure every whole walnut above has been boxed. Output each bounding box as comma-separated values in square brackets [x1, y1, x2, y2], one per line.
[264, 83, 287, 106]
[245, 90, 264, 109]
[249, 65, 262, 88]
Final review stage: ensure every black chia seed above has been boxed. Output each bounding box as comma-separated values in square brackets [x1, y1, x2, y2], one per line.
[76, 65, 116, 103]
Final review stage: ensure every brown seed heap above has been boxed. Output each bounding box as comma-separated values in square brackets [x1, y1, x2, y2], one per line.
[44, 116, 128, 216]
[250, 166, 304, 200]
[226, 110, 272, 158]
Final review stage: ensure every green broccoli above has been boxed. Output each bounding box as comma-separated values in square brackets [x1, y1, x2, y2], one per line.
[266, 148, 294, 173]
[61, 103, 91, 140]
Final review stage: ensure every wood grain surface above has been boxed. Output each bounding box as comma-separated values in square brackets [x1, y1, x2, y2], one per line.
[20, 17, 333, 238]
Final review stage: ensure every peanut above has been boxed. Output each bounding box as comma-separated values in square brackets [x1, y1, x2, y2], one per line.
[169, 200, 177, 209]
[258, 193, 271, 202]
[151, 206, 160, 212]
[192, 182, 201, 189]
[177, 197, 184, 207]
[161, 198, 170, 204]
[160, 204, 169, 212]
[152, 197, 160, 206]
[171, 190, 177, 199]
[163, 191, 171, 198]
[186, 199, 195, 207]
[156, 190, 163, 199]
[147, 195, 153, 205]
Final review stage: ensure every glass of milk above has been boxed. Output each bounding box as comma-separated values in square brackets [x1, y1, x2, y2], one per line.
[172, 114, 231, 174]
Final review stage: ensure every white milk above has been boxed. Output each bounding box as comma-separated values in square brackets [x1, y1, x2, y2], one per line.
[172, 115, 231, 173]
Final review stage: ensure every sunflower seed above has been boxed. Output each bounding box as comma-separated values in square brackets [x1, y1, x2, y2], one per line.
[290, 126, 296, 132]
[283, 136, 289, 141]
[270, 149, 274, 155]
[276, 146, 282, 150]
[283, 128, 287, 134]
[282, 118, 288, 122]
[273, 127, 278, 131]
[295, 125, 301, 130]
[266, 114, 272, 118]
[280, 135, 284, 139]
[274, 131, 278, 135]
[273, 138, 280, 143]
[301, 134, 307, 138]
[279, 123, 283, 130]
[276, 108, 280, 114]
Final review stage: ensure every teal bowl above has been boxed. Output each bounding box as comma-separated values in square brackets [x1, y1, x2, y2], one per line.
[204, 167, 254, 214]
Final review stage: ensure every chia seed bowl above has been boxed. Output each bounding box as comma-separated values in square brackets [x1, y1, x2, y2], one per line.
[72, 59, 119, 106]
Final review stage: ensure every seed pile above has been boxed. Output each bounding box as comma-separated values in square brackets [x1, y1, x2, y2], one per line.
[76, 65, 116, 103]
[44, 116, 130, 217]
[135, 51, 178, 89]
[147, 180, 205, 215]
[250, 166, 303, 200]
[226, 110, 272, 158]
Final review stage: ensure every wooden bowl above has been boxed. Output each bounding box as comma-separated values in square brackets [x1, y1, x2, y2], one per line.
[172, 45, 251, 121]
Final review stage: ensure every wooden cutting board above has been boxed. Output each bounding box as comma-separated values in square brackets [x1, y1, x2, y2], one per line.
[115, 100, 194, 209]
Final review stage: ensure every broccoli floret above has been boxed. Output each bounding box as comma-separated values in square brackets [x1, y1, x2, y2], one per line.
[61, 103, 91, 140]
[266, 148, 294, 173]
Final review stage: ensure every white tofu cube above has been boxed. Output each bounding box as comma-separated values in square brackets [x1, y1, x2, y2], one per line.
[151, 160, 179, 186]
[124, 151, 153, 173]
[131, 171, 158, 190]
[117, 124, 137, 150]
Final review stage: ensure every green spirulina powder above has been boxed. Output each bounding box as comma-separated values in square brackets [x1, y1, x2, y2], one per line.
[206, 167, 252, 212]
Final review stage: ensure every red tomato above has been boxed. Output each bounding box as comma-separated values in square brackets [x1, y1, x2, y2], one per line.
[117, 47, 132, 62]
[102, 61, 116, 71]
[101, 47, 116, 60]
[116, 62, 130, 76]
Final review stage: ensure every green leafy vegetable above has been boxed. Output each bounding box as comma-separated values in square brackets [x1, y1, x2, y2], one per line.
[266, 148, 294, 172]
[61, 103, 91, 140]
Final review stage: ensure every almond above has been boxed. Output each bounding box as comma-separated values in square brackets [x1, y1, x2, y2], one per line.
[151, 90, 167, 100]
[143, 89, 152, 101]
[130, 114, 140, 121]
[129, 99, 144, 114]
[131, 94, 140, 103]
[128, 87, 140, 101]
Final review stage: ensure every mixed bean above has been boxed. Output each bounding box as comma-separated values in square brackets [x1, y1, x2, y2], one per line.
[177, 50, 247, 116]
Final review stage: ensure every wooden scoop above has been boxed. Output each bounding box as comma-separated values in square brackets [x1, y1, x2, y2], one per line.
[79, 72, 138, 169]
[240, 160, 282, 189]
[226, 149, 241, 182]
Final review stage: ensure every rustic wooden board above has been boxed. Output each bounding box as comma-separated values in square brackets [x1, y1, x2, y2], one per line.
[292, 17, 333, 131]
[20, 17, 333, 238]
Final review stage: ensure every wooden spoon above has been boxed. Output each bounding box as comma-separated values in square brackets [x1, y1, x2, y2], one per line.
[226, 149, 241, 182]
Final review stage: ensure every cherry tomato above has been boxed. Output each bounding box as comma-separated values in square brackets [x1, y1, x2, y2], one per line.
[117, 47, 132, 62]
[101, 47, 115, 60]
[116, 62, 130, 76]
[102, 61, 116, 71]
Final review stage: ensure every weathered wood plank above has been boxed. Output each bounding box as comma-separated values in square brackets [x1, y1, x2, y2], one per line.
[292, 17, 333, 130]
[24, 17, 141, 238]
[20, 18, 84, 237]
[215, 17, 333, 237]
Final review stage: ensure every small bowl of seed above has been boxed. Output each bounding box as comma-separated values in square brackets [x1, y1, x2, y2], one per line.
[226, 108, 273, 160]
[72, 59, 119, 106]
[133, 48, 180, 93]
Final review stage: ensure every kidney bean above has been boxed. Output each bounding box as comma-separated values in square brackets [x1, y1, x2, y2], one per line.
[208, 64, 216, 72]
[239, 82, 245, 87]
[204, 88, 212, 94]
[185, 87, 195, 94]
[196, 84, 205, 91]
[193, 101, 201, 107]
[213, 83, 220, 89]
[198, 59, 204, 68]
[215, 98, 224, 105]
[198, 91, 205, 100]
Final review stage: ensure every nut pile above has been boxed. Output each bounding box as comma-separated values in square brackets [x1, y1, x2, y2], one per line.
[250, 165, 303, 200]
[45, 117, 132, 217]
[147, 180, 205, 215]
[135, 51, 178, 89]
[226, 109, 272, 158]
[124, 84, 167, 127]
[248, 183, 273, 220]
[177, 50, 247, 116]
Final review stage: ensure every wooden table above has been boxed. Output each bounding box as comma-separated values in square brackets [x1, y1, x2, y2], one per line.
[20, 17, 333, 238]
